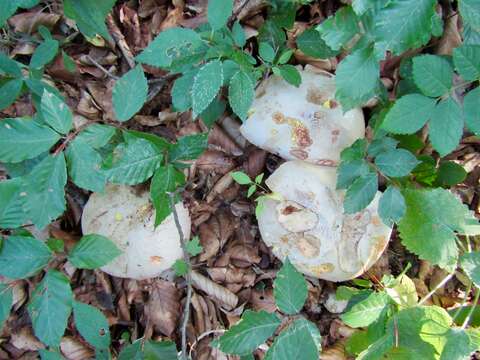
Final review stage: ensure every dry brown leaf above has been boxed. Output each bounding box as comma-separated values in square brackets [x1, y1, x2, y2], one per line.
[198, 209, 237, 262]
[11, 328, 44, 352]
[250, 288, 277, 312]
[435, 13, 461, 56]
[8, 12, 60, 33]
[196, 150, 236, 174]
[145, 279, 181, 337]
[60, 337, 94, 360]
[209, 124, 243, 156]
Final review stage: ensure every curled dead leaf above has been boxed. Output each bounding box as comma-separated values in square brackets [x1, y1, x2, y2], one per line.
[145, 279, 181, 337]
[60, 337, 95, 360]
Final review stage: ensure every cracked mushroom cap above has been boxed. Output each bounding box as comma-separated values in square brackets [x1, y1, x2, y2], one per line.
[81, 184, 190, 280]
[240, 68, 365, 165]
[257, 161, 392, 282]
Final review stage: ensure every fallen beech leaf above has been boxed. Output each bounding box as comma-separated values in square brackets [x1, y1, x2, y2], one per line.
[60, 337, 95, 360]
[145, 279, 181, 337]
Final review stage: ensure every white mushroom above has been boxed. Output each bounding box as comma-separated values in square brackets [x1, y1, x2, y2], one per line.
[240, 67, 364, 165]
[257, 161, 392, 282]
[81, 184, 190, 280]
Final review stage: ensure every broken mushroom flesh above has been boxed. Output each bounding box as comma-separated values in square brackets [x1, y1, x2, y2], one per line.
[81, 184, 191, 280]
[257, 161, 392, 282]
[240, 68, 365, 165]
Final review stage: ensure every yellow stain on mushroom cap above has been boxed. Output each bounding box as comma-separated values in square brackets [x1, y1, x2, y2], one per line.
[115, 212, 123, 221]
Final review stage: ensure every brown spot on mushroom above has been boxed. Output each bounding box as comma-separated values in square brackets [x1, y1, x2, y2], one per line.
[282, 205, 301, 215]
[292, 124, 313, 148]
[150, 256, 163, 263]
[372, 216, 381, 226]
[313, 159, 337, 167]
[296, 235, 320, 258]
[306, 86, 328, 105]
[309, 263, 335, 275]
[290, 149, 308, 160]
[272, 112, 286, 124]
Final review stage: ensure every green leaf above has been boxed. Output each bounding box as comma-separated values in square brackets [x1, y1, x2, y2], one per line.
[352, 0, 377, 15]
[208, 0, 233, 31]
[296, 28, 336, 59]
[378, 186, 406, 226]
[275, 64, 301, 87]
[259, 42, 276, 63]
[435, 161, 467, 187]
[381, 94, 436, 134]
[335, 47, 379, 110]
[30, 39, 59, 69]
[340, 139, 368, 161]
[217, 310, 280, 355]
[169, 133, 208, 162]
[0, 178, 28, 228]
[66, 138, 106, 192]
[136, 27, 205, 69]
[63, 0, 115, 41]
[192, 60, 223, 117]
[231, 171, 252, 185]
[0, 118, 60, 163]
[173, 259, 189, 276]
[453, 45, 480, 81]
[229, 70, 255, 121]
[344, 173, 378, 214]
[76, 124, 116, 149]
[367, 137, 398, 157]
[375, 148, 419, 177]
[464, 87, 480, 135]
[107, 138, 162, 184]
[62, 51, 77, 73]
[232, 21, 246, 47]
[0, 2, 18, 28]
[0, 52, 22, 77]
[124, 130, 170, 153]
[41, 90, 73, 134]
[28, 270, 73, 347]
[412, 55, 453, 97]
[336, 160, 370, 190]
[118, 339, 177, 360]
[429, 97, 463, 157]
[186, 236, 203, 256]
[39, 349, 64, 360]
[258, 20, 286, 50]
[264, 319, 321, 360]
[373, 0, 437, 56]
[0, 78, 23, 110]
[460, 251, 480, 288]
[150, 164, 185, 226]
[274, 258, 308, 315]
[441, 328, 480, 360]
[200, 97, 226, 127]
[459, 0, 480, 33]
[73, 301, 111, 349]
[247, 184, 256, 198]
[69, 234, 122, 269]
[113, 65, 148, 122]
[341, 292, 390, 328]
[398, 188, 477, 271]
[171, 70, 195, 112]
[47, 238, 64, 253]
[0, 236, 52, 279]
[317, 6, 359, 51]
[0, 284, 13, 330]
[21, 153, 67, 229]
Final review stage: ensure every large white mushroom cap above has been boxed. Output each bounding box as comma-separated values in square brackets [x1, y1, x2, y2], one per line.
[240, 68, 364, 165]
[81, 184, 190, 280]
[257, 161, 392, 282]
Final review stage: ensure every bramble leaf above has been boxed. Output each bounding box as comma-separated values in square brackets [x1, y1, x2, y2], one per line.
[0, 178, 28, 228]
[336, 160, 371, 190]
[274, 258, 308, 315]
[341, 292, 390, 328]
[208, 0, 233, 31]
[440, 328, 480, 360]
[169, 133, 208, 162]
[41, 90, 73, 135]
[453, 45, 480, 81]
[375, 148, 420, 177]
[464, 87, 480, 135]
[429, 97, 463, 157]
[344, 173, 378, 214]
[69, 234, 121, 269]
[459, 0, 480, 33]
[460, 251, 480, 288]
[412, 55, 453, 97]
[435, 161, 467, 187]
[316, 6, 359, 51]
[378, 186, 406, 226]
[275, 65, 301, 87]
[296, 28, 336, 59]
[112, 65, 148, 122]
[229, 70, 255, 121]
[192, 60, 223, 117]
[171, 70, 196, 112]
[73, 301, 111, 349]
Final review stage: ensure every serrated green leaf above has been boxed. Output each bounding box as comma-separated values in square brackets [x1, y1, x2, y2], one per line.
[459, 0, 480, 33]
[28, 270, 73, 347]
[173, 259, 188, 276]
[317, 6, 359, 51]
[232, 21, 246, 47]
[341, 139, 368, 161]
[118, 339, 177, 360]
[381, 94, 436, 134]
[0, 78, 23, 110]
[464, 87, 480, 135]
[66, 138, 106, 192]
[296, 28, 336, 59]
[435, 161, 467, 187]
[124, 130, 170, 153]
[136, 27, 205, 69]
[398, 188, 477, 271]
[21, 153, 67, 229]
[378, 186, 405, 226]
[385, 274, 418, 307]
[0, 118, 60, 163]
[171, 70, 196, 112]
[258, 20, 286, 50]
[341, 292, 390, 328]
[335, 47, 379, 110]
[47, 238, 64, 253]
[429, 97, 463, 157]
[229, 70, 255, 121]
[259, 42, 275, 63]
[460, 251, 480, 288]
[69, 234, 122, 269]
[63, 0, 115, 41]
[0, 236, 52, 279]
[0, 177, 28, 228]
[264, 319, 321, 360]
[274, 258, 308, 314]
[30, 39, 59, 69]
[200, 97, 226, 128]
[216, 310, 280, 355]
[375, 148, 419, 177]
[113, 65, 148, 122]
[62, 51, 77, 73]
[150, 164, 185, 226]
[0, 284, 13, 331]
[186, 236, 203, 256]
[453, 45, 480, 81]
[118, 340, 143, 360]
[367, 137, 398, 157]
[352, 0, 376, 15]
[231, 171, 251, 185]
[76, 124, 116, 149]
[336, 160, 371, 189]
[41, 90, 73, 134]
[208, 0, 233, 31]
[275, 64, 301, 87]
[192, 60, 223, 117]
[344, 172, 378, 214]
[107, 138, 162, 184]
[73, 301, 111, 349]
[440, 328, 479, 360]
[373, 0, 437, 56]
[169, 133, 208, 162]
[412, 55, 453, 97]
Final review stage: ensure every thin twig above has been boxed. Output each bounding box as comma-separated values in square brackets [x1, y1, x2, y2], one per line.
[462, 289, 480, 329]
[168, 192, 192, 360]
[418, 272, 455, 305]
[85, 55, 119, 80]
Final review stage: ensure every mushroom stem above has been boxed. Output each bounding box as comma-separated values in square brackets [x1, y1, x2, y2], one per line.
[168, 192, 192, 360]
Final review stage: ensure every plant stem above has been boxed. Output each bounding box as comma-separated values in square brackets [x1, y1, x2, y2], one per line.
[461, 288, 480, 329]
[168, 192, 192, 360]
[453, 280, 473, 321]
[418, 272, 454, 305]
[86, 55, 119, 80]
